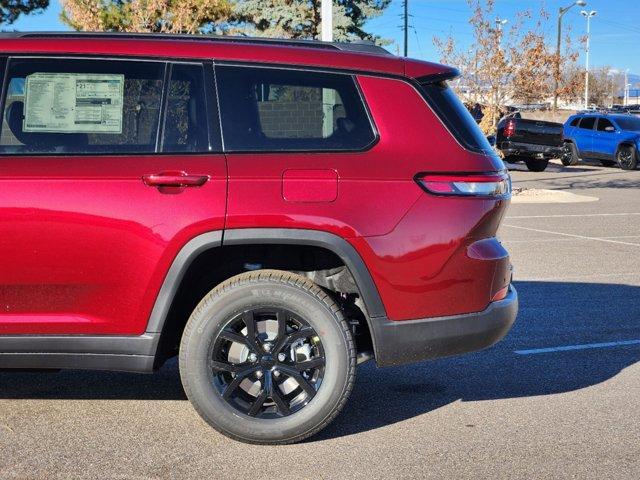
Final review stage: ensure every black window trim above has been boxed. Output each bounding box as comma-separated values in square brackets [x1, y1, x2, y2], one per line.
[0, 56, 7, 138]
[578, 116, 597, 130]
[213, 61, 380, 154]
[157, 60, 220, 154]
[0, 54, 224, 157]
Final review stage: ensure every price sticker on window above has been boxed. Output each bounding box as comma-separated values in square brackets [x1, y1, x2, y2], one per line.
[23, 73, 124, 134]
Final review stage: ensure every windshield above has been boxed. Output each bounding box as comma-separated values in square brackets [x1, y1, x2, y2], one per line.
[615, 116, 640, 131]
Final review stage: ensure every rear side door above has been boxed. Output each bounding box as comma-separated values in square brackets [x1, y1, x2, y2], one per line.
[592, 117, 618, 159]
[0, 57, 226, 336]
[574, 116, 596, 157]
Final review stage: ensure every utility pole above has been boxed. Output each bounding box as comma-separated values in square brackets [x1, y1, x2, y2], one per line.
[403, 0, 409, 57]
[320, 0, 335, 137]
[321, 0, 333, 42]
[581, 10, 597, 109]
[554, 1, 587, 112]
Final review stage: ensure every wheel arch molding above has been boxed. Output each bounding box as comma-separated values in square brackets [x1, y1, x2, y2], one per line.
[146, 227, 387, 335]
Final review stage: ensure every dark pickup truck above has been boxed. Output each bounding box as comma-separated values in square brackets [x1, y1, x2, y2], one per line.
[496, 116, 564, 171]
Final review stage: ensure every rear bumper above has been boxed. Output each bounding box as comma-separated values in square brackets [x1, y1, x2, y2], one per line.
[499, 141, 562, 158]
[370, 285, 518, 367]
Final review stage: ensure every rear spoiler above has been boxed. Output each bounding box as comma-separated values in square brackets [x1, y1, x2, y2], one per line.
[416, 68, 461, 84]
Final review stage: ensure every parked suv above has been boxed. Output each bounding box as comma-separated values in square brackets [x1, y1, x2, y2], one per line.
[0, 32, 517, 444]
[562, 113, 640, 170]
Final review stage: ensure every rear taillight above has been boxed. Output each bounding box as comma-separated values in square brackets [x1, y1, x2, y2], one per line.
[415, 172, 511, 198]
[504, 119, 516, 138]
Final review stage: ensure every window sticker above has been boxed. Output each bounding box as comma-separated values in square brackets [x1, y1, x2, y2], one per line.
[23, 73, 124, 133]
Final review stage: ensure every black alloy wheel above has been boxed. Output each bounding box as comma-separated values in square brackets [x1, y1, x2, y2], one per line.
[179, 270, 356, 444]
[561, 142, 579, 166]
[210, 308, 325, 418]
[617, 145, 638, 170]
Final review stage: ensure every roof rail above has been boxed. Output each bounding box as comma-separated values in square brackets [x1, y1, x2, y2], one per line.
[0, 31, 392, 56]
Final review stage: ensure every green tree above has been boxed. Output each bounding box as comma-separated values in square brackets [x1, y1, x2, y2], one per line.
[231, 0, 390, 42]
[61, 0, 232, 33]
[1, 0, 48, 25]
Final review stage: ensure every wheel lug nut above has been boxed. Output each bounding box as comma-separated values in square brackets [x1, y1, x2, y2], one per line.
[248, 353, 257, 363]
[263, 343, 272, 352]
[273, 369, 280, 378]
[277, 353, 286, 362]
[255, 370, 263, 379]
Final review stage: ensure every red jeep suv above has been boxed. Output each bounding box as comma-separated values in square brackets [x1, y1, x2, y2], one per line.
[0, 32, 517, 444]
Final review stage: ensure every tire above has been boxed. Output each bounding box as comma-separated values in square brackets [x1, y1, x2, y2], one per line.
[561, 142, 579, 166]
[525, 158, 549, 172]
[616, 144, 638, 170]
[600, 159, 616, 167]
[179, 269, 356, 445]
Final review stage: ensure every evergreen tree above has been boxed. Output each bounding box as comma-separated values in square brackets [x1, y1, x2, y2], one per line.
[1, 0, 48, 25]
[231, 0, 390, 42]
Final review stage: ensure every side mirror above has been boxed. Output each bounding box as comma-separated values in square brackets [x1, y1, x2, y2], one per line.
[486, 135, 496, 146]
[605, 126, 615, 132]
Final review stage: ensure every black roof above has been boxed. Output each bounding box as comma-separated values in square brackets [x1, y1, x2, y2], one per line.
[0, 31, 392, 56]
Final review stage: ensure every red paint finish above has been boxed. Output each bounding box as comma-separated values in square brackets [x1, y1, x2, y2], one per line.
[0, 38, 450, 80]
[0, 154, 226, 335]
[0, 36, 512, 336]
[350, 196, 509, 320]
[282, 169, 338, 203]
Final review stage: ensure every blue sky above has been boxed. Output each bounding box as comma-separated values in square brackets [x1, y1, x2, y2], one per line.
[7, 0, 640, 74]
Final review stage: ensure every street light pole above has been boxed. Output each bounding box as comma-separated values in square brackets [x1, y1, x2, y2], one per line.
[493, 17, 508, 128]
[554, 1, 587, 112]
[581, 10, 597, 109]
[624, 69, 630, 106]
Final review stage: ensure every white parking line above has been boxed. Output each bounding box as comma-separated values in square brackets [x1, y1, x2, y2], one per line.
[515, 339, 640, 355]
[504, 235, 640, 244]
[503, 224, 640, 247]
[507, 213, 640, 219]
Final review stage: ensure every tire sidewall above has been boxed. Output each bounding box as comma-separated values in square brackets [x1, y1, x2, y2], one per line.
[616, 144, 638, 170]
[180, 278, 352, 443]
[561, 142, 578, 166]
[525, 158, 549, 172]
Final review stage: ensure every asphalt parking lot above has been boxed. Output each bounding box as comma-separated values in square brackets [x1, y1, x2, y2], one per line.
[1, 160, 639, 480]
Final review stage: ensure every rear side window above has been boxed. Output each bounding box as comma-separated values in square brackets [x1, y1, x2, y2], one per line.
[0, 58, 164, 155]
[596, 118, 614, 132]
[161, 63, 210, 153]
[570, 117, 580, 127]
[579, 117, 596, 130]
[419, 80, 493, 154]
[216, 66, 376, 152]
[616, 116, 640, 131]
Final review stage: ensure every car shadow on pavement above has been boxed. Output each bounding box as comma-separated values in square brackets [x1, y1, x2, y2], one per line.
[0, 281, 638, 442]
[315, 280, 640, 440]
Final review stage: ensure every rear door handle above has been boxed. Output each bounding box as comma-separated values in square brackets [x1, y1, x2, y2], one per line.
[142, 171, 210, 188]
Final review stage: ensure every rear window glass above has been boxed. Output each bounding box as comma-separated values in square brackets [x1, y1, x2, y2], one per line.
[579, 117, 596, 130]
[570, 117, 580, 126]
[597, 118, 615, 132]
[0, 58, 165, 155]
[615, 116, 640, 131]
[216, 66, 376, 152]
[419, 80, 493, 154]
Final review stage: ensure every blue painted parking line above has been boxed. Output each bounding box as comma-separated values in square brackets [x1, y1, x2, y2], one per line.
[515, 339, 640, 355]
